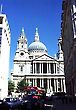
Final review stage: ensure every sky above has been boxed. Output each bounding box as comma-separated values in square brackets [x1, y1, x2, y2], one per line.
[0, 0, 62, 74]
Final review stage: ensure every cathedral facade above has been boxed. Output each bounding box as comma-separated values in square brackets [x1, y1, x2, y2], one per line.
[11, 28, 66, 93]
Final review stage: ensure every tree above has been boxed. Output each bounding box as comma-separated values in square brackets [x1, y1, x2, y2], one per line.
[8, 80, 15, 95]
[17, 79, 29, 92]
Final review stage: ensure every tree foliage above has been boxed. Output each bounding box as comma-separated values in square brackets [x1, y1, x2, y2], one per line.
[17, 79, 29, 92]
[8, 80, 15, 92]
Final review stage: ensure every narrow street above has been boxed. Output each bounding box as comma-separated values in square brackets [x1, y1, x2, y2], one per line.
[55, 103, 76, 110]
[50, 99, 76, 110]
[1, 97, 76, 110]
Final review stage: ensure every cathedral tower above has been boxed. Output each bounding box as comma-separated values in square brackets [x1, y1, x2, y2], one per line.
[12, 28, 31, 88]
[57, 37, 64, 61]
[14, 28, 29, 60]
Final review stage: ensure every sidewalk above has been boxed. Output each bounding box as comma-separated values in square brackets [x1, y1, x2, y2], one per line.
[55, 103, 76, 110]
[53, 99, 76, 110]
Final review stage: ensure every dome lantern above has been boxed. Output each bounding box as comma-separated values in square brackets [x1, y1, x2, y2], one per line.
[28, 28, 47, 53]
[34, 28, 39, 42]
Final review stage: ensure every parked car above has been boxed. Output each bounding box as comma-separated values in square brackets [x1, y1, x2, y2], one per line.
[27, 89, 37, 95]
[51, 92, 66, 100]
[22, 94, 45, 110]
[0, 100, 3, 110]
[1, 97, 22, 110]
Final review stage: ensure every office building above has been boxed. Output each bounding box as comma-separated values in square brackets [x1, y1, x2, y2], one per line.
[0, 13, 11, 99]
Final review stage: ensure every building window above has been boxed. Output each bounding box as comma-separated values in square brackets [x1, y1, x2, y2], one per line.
[22, 45, 23, 48]
[4, 29, 6, 33]
[19, 65, 24, 72]
[20, 52, 24, 56]
[21, 66, 23, 72]
[0, 17, 3, 24]
[0, 28, 2, 35]
[31, 62, 33, 73]
[29, 56, 33, 59]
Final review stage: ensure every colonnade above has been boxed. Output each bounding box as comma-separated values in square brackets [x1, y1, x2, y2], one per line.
[25, 77, 66, 92]
[32, 62, 57, 74]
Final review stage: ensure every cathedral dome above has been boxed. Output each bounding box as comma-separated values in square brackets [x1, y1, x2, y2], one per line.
[28, 28, 47, 53]
[28, 41, 47, 52]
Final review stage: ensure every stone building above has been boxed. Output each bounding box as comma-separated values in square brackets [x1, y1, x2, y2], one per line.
[61, 0, 76, 95]
[11, 27, 66, 93]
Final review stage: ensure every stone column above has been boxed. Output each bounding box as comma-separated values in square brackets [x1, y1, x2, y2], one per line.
[26, 79, 28, 83]
[42, 63, 43, 74]
[34, 63, 35, 74]
[48, 63, 49, 73]
[28, 79, 30, 86]
[47, 79, 49, 89]
[53, 64, 55, 74]
[56, 79, 58, 92]
[33, 63, 34, 74]
[39, 79, 41, 88]
[47, 62, 48, 74]
[54, 63, 56, 74]
[50, 79, 53, 92]
[49, 63, 51, 73]
[54, 79, 56, 92]
[56, 63, 58, 74]
[40, 63, 41, 74]
[33, 79, 35, 87]
[61, 79, 63, 92]
[35, 63, 36, 74]
[35, 79, 37, 87]
[50, 79, 51, 90]
[63, 79, 66, 92]
[31, 79, 33, 86]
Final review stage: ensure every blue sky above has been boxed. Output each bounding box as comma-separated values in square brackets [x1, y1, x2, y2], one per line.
[0, 0, 62, 73]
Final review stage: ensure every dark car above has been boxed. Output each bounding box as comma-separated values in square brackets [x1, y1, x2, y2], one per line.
[0, 100, 3, 110]
[27, 89, 37, 95]
[22, 94, 45, 110]
[51, 92, 66, 100]
[1, 97, 22, 110]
